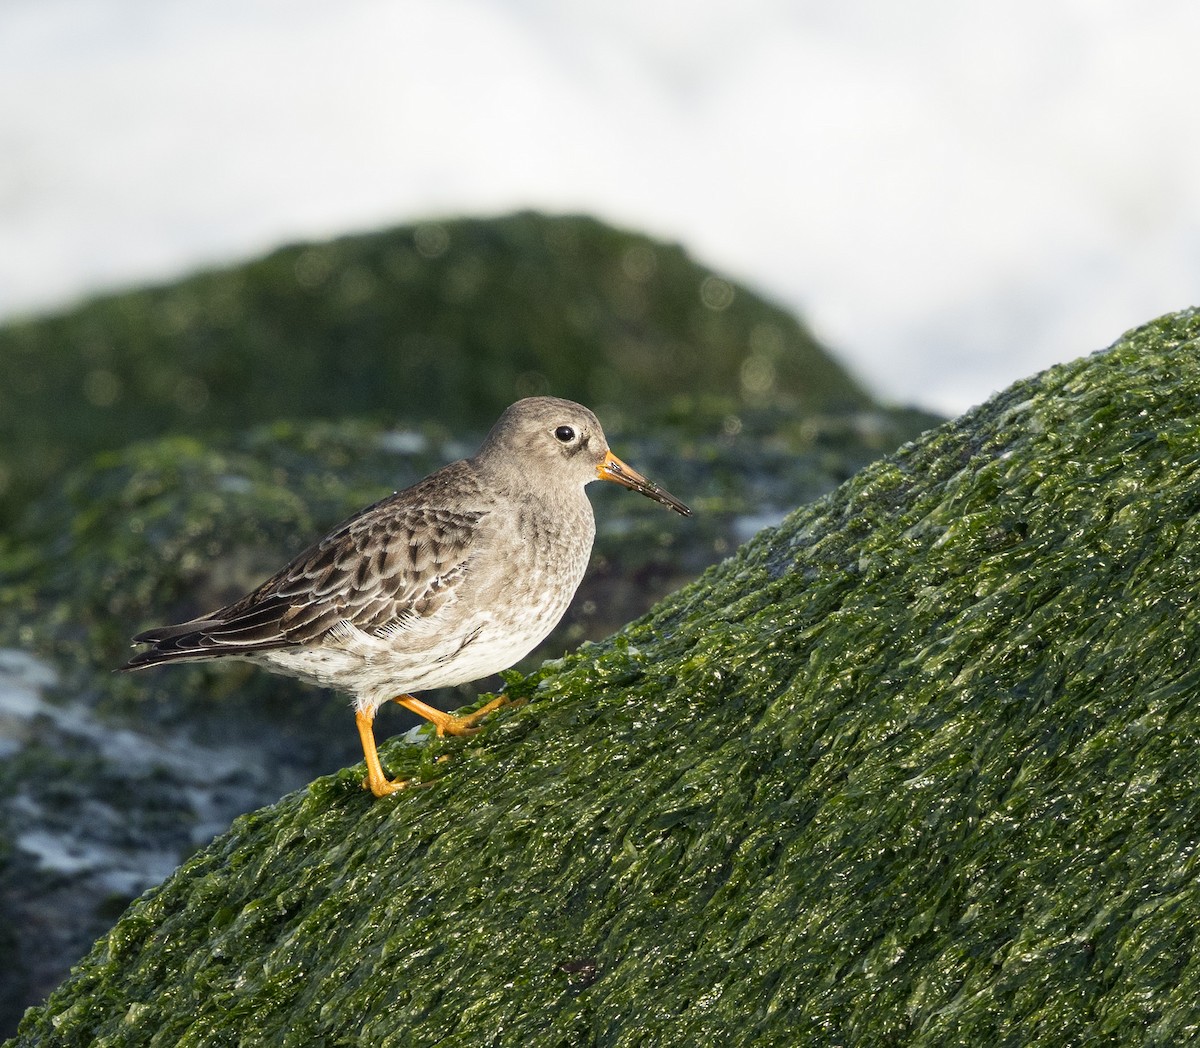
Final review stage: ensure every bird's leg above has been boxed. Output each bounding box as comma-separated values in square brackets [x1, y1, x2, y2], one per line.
[391, 694, 510, 737]
[355, 706, 409, 797]
[356, 694, 509, 796]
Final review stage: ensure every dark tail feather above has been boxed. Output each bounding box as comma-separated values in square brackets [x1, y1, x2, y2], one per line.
[119, 645, 208, 671]
[119, 620, 226, 671]
[130, 618, 216, 645]
[120, 616, 292, 672]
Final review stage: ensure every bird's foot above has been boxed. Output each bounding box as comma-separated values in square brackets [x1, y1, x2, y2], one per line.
[392, 694, 518, 737]
[436, 695, 513, 736]
[356, 706, 416, 799]
[362, 772, 410, 797]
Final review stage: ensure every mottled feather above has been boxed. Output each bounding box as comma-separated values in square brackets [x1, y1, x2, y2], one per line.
[126, 466, 487, 663]
[120, 397, 690, 797]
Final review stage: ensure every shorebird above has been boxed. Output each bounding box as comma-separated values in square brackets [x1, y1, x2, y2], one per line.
[121, 397, 690, 797]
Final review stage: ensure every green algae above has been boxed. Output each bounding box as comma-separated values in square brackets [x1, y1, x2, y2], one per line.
[0, 212, 872, 525]
[0, 380, 930, 1034]
[10, 310, 1200, 1045]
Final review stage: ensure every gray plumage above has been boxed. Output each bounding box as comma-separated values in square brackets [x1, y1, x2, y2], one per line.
[121, 397, 690, 797]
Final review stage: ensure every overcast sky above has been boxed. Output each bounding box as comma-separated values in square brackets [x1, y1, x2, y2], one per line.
[2, 0, 1198, 414]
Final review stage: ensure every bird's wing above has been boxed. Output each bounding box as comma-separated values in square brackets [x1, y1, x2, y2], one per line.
[268, 500, 485, 642]
[123, 491, 487, 666]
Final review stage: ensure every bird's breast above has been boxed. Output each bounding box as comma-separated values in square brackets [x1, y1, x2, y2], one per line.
[507, 493, 595, 598]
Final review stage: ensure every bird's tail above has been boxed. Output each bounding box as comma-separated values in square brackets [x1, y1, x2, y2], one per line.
[118, 618, 229, 671]
[119, 597, 300, 670]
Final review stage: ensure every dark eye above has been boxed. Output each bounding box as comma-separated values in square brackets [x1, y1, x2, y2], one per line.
[554, 425, 576, 443]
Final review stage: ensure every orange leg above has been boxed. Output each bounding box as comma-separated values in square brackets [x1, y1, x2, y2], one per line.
[356, 707, 408, 797]
[356, 694, 512, 798]
[391, 693, 509, 736]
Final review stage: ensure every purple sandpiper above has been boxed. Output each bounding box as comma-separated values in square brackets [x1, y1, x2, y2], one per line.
[121, 397, 690, 797]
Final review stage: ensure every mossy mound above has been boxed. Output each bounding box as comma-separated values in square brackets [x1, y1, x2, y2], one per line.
[11, 309, 1200, 1045]
[0, 399, 932, 1034]
[0, 211, 871, 525]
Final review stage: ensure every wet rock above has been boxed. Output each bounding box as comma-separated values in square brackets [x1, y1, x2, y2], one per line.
[10, 310, 1200, 1045]
[0, 403, 926, 1035]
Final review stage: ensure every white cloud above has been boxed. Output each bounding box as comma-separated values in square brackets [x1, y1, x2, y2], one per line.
[2, 0, 1198, 413]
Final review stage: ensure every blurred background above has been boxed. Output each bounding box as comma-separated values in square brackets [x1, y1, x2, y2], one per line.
[4, 0, 1199, 414]
[4, 0, 1200, 1033]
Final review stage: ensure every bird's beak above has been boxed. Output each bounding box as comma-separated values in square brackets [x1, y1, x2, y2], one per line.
[597, 450, 691, 516]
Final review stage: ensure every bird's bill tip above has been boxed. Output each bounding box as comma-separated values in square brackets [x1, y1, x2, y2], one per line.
[597, 450, 691, 516]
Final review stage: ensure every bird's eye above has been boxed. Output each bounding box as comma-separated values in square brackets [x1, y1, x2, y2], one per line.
[554, 425, 577, 443]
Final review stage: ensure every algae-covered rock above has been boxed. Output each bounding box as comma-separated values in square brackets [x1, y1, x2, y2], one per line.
[0, 212, 934, 1032]
[0, 211, 871, 525]
[0, 401, 931, 1034]
[10, 309, 1200, 1045]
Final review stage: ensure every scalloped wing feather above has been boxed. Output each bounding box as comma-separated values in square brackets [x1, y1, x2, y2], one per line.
[123, 480, 487, 667]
